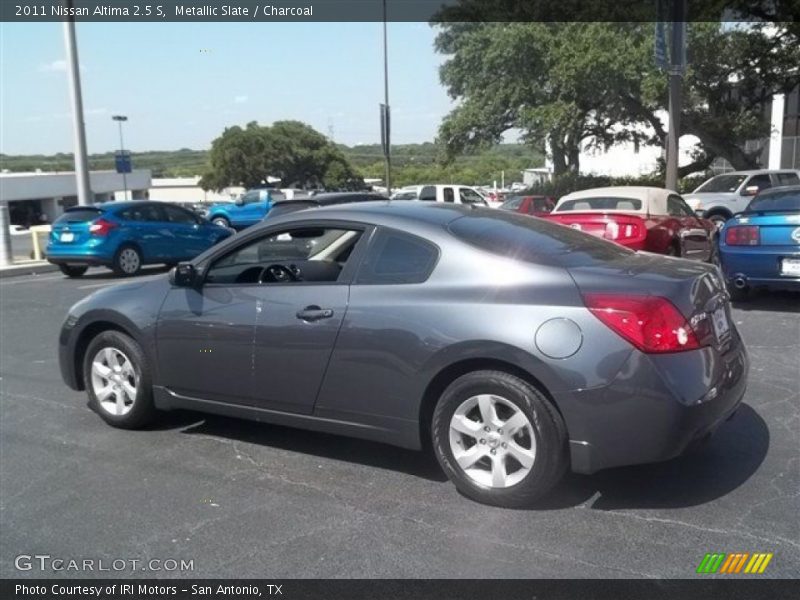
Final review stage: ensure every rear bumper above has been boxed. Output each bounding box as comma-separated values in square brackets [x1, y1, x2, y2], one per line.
[47, 254, 112, 267]
[720, 246, 800, 290]
[561, 337, 749, 474]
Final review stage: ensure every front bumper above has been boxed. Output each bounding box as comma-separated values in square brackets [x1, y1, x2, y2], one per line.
[561, 336, 749, 474]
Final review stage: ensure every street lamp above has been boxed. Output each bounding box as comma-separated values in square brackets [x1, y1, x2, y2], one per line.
[112, 115, 128, 200]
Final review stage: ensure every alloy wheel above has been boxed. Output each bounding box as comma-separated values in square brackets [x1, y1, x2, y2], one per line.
[90, 347, 138, 416]
[448, 394, 536, 488]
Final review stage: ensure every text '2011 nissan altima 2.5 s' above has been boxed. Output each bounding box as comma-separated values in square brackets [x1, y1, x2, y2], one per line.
[58, 202, 748, 507]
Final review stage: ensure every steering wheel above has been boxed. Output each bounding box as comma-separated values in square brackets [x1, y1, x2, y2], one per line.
[258, 264, 300, 284]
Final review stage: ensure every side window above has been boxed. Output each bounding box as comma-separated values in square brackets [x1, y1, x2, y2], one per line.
[443, 187, 455, 203]
[418, 186, 436, 201]
[356, 229, 439, 285]
[205, 227, 362, 285]
[459, 188, 486, 205]
[746, 174, 772, 193]
[777, 172, 800, 186]
[163, 205, 198, 224]
[667, 196, 694, 217]
[119, 205, 163, 222]
[240, 191, 261, 205]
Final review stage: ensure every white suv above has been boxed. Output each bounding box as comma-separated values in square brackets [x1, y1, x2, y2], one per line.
[391, 184, 489, 206]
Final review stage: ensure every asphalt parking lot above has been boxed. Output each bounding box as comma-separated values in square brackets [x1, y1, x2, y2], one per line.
[0, 267, 798, 579]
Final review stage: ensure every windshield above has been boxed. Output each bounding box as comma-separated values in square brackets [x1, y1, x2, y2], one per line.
[556, 197, 642, 212]
[694, 174, 748, 193]
[745, 190, 800, 213]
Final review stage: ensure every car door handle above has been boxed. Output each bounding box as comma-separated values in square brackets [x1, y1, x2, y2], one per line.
[296, 306, 334, 322]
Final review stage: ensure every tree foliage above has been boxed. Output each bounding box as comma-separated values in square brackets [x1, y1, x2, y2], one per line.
[433, 13, 799, 177]
[199, 121, 363, 191]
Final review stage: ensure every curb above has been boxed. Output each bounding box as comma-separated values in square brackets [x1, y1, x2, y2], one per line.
[0, 262, 60, 279]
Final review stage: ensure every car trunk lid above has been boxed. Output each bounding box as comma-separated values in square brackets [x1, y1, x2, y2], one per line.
[545, 212, 647, 246]
[50, 207, 103, 245]
[733, 212, 800, 246]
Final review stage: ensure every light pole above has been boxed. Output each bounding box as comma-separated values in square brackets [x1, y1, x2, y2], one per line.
[112, 115, 128, 200]
[382, 0, 391, 194]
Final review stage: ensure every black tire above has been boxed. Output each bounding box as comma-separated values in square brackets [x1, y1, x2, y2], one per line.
[432, 370, 568, 508]
[58, 264, 89, 278]
[82, 330, 156, 429]
[211, 216, 230, 228]
[707, 213, 730, 231]
[112, 244, 142, 277]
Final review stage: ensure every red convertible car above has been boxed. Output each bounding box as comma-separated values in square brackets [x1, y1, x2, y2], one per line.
[544, 187, 717, 261]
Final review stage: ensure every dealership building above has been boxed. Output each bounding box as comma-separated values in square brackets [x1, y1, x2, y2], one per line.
[0, 170, 151, 227]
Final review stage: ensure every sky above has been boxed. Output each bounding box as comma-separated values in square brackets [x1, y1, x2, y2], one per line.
[0, 22, 453, 155]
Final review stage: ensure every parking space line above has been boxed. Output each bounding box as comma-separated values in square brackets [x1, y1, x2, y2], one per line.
[0, 274, 65, 286]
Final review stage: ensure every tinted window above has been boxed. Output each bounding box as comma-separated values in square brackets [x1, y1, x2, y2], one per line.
[240, 191, 262, 204]
[162, 205, 198, 224]
[695, 174, 747, 193]
[777, 172, 800, 186]
[419, 186, 436, 201]
[531, 197, 554, 213]
[556, 197, 642, 211]
[745, 189, 800, 213]
[746, 174, 772, 192]
[443, 188, 455, 203]
[448, 212, 634, 268]
[118, 205, 164, 222]
[500, 196, 524, 210]
[54, 208, 102, 223]
[667, 196, 695, 217]
[357, 229, 438, 285]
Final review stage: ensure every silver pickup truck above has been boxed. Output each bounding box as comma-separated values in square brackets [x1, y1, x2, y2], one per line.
[684, 169, 800, 228]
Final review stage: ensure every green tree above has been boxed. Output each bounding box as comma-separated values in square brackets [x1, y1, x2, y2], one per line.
[432, 14, 799, 176]
[200, 121, 363, 190]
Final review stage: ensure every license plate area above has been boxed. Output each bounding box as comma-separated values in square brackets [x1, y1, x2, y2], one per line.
[60, 232, 75, 242]
[780, 258, 800, 277]
[711, 306, 730, 341]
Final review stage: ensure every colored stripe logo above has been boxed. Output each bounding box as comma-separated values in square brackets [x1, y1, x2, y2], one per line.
[697, 553, 773, 574]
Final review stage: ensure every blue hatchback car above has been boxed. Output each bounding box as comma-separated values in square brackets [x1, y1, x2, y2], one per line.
[718, 185, 800, 299]
[47, 201, 233, 277]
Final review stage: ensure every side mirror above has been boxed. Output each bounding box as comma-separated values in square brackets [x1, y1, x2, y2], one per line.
[742, 185, 759, 196]
[169, 263, 198, 287]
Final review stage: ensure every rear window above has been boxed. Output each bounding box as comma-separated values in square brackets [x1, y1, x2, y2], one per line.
[448, 212, 633, 268]
[54, 208, 102, 224]
[556, 197, 642, 212]
[745, 190, 800, 213]
[500, 196, 524, 210]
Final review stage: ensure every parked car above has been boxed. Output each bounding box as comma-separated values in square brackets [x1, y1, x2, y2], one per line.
[499, 195, 555, 217]
[206, 189, 276, 229]
[58, 202, 746, 507]
[545, 187, 717, 262]
[266, 191, 389, 220]
[684, 169, 800, 228]
[390, 184, 488, 206]
[46, 201, 233, 278]
[718, 185, 800, 300]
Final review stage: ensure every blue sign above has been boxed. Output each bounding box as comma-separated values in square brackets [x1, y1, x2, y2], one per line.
[115, 150, 132, 174]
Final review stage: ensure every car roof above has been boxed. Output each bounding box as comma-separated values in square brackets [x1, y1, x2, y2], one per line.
[559, 186, 674, 202]
[757, 184, 800, 195]
[258, 200, 480, 231]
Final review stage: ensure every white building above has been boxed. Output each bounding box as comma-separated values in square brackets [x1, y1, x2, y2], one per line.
[0, 170, 151, 227]
[148, 177, 244, 204]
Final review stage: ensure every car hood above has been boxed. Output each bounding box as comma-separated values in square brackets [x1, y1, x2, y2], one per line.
[68, 275, 171, 321]
[684, 191, 735, 206]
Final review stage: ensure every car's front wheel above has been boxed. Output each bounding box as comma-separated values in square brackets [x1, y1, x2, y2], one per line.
[211, 216, 230, 228]
[432, 370, 567, 507]
[58, 264, 88, 278]
[83, 330, 156, 429]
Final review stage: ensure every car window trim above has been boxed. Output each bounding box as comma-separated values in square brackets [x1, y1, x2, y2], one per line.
[199, 219, 376, 288]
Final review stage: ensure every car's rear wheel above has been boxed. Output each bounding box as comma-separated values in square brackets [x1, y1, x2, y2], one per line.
[83, 330, 156, 429]
[112, 245, 142, 276]
[211, 216, 230, 228]
[432, 370, 567, 507]
[58, 264, 88, 278]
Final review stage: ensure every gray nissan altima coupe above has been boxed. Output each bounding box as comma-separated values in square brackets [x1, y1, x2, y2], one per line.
[58, 202, 748, 507]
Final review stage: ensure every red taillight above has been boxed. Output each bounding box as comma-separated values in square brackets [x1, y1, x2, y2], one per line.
[725, 225, 760, 246]
[604, 221, 641, 241]
[583, 294, 701, 353]
[89, 218, 117, 236]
